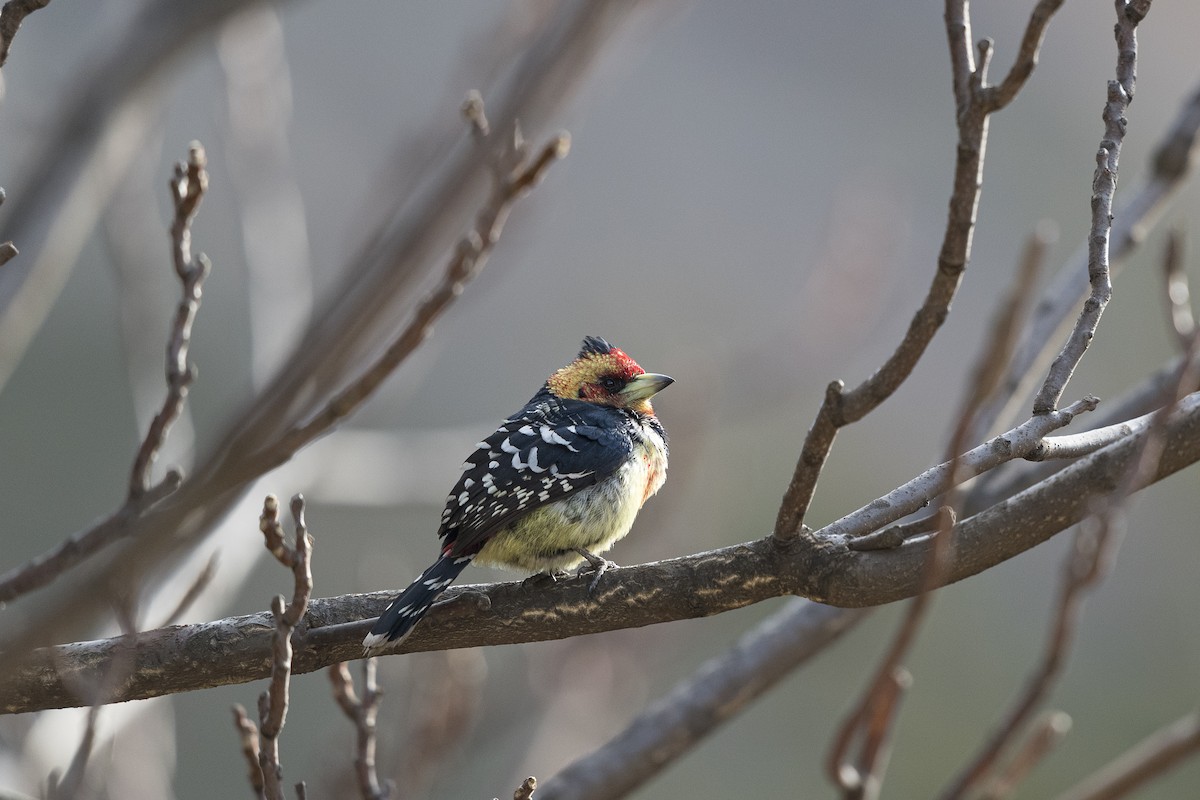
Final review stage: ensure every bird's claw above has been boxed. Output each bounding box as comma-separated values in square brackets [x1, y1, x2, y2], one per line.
[573, 548, 618, 593]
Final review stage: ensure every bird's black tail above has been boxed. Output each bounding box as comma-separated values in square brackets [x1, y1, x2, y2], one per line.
[362, 554, 473, 652]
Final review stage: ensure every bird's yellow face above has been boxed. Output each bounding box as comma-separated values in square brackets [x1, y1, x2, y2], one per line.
[546, 349, 673, 415]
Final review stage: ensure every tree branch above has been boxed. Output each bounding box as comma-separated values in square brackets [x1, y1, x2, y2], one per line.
[6, 392, 1198, 714]
[537, 602, 869, 800]
[1032, 1, 1148, 413]
[773, 0, 1066, 539]
[0, 140, 211, 604]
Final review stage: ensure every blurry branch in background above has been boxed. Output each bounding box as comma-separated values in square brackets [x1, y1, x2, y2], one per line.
[512, 777, 538, 800]
[393, 651, 486, 799]
[975, 71, 1200, 440]
[538, 602, 870, 800]
[829, 220, 1051, 800]
[0, 0, 304, 394]
[329, 660, 393, 800]
[772, 0, 1065, 542]
[0, 0, 50, 68]
[1056, 710, 1200, 800]
[242, 97, 570, 480]
[0, 0, 628, 663]
[1162, 230, 1196, 348]
[0, 143, 209, 604]
[235, 494, 313, 800]
[946, 325, 1199, 800]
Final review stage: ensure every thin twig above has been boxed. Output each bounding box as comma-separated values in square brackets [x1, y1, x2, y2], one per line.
[978, 75, 1200, 442]
[0, 141, 209, 604]
[232, 704, 265, 798]
[1161, 229, 1195, 347]
[981, 711, 1072, 800]
[1025, 410, 1156, 461]
[330, 660, 391, 800]
[1033, 1, 1148, 413]
[156, 551, 220, 628]
[1055, 710, 1200, 800]
[254, 494, 313, 800]
[129, 142, 210, 500]
[773, 0, 1066, 540]
[0, 0, 50, 68]
[846, 507, 955, 552]
[250, 98, 569, 474]
[0, 473, 180, 603]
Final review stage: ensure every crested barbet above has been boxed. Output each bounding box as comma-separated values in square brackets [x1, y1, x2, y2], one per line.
[363, 336, 672, 651]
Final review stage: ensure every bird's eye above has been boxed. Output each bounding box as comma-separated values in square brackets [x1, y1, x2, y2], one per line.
[599, 376, 622, 392]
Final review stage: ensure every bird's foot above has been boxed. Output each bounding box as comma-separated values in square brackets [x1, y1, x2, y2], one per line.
[573, 548, 618, 593]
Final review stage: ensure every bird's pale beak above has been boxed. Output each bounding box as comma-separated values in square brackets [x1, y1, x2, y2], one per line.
[620, 373, 674, 402]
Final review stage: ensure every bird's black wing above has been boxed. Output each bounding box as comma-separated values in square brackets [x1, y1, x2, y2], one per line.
[439, 401, 633, 558]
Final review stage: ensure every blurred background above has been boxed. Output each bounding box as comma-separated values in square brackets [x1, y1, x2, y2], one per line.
[0, 1, 1198, 797]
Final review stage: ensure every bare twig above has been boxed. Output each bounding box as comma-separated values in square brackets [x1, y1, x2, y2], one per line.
[248, 98, 569, 475]
[846, 507, 954, 552]
[330, 660, 391, 800]
[232, 704, 265, 798]
[254, 494, 313, 800]
[981, 711, 1072, 800]
[156, 551, 219, 628]
[129, 141, 210, 501]
[1025, 409, 1161, 462]
[1056, 710, 1200, 800]
[1162, 230, 1196, 347]
[0, 0, 50, 68]
[0, 472, 180, 603]
[774, 0, 1065, 540]
[979, 76, 1200, 441]
[0, 141, 210, 604]
[1033, 1, 1148, 413]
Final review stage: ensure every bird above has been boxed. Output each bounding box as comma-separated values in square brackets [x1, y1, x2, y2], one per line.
[362, 335, 672, 652]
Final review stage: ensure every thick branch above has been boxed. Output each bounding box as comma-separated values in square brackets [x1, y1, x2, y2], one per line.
[6, 393, 1198, 714]
[538, 601, 869, 800]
